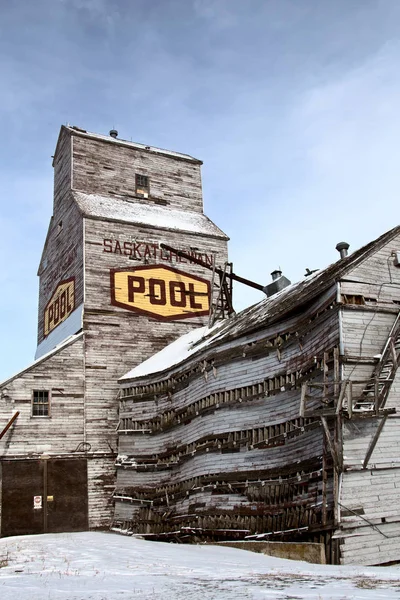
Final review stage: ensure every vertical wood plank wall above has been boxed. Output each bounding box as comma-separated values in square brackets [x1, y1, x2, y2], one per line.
[337, 237, 400, 565]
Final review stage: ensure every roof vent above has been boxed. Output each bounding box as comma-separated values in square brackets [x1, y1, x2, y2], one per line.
[271, 269, 282, 281]
[336, 242, 350, 260]
[263, 270, 291, 298]
[109, 129, 118, 139]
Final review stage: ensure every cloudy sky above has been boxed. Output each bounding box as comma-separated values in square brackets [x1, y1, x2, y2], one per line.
[1, 0, 400, 381]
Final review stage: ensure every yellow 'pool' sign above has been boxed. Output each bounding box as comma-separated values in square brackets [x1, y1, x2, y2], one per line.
[110, 265, 210, 321]
[44, 278, 75, 336]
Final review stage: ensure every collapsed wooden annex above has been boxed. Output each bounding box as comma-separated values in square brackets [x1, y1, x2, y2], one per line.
[115, 225, 400, 566]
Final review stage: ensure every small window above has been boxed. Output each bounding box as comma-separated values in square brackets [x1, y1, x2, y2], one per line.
[32, 390, 50, 417]
[57, 220, 63, 234]
[135, 174, 149, 197]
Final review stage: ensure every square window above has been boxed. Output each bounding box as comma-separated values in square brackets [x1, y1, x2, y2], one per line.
[32, 390, 50, 417]
[135, 174, 149, 196]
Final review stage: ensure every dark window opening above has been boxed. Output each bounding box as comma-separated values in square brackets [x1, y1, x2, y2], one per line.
[135, 174, 150, 197]
[32, 390, 50, 417]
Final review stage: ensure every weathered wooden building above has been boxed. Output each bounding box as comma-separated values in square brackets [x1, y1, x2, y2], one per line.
[114, 226, 400, 565]
[0, 125, 228, 537]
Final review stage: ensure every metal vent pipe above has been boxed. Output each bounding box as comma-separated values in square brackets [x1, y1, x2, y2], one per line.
[336, 242, 350, 259]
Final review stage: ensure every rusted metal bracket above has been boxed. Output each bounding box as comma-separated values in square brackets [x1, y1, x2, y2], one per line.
[363, 414, 388, 469]
[0, 412, 20, 440]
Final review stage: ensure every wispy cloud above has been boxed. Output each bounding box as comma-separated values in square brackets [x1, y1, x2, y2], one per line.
[2, 0, 400, 377]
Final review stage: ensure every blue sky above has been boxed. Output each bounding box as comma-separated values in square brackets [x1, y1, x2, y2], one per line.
[1, 0, 400, 381]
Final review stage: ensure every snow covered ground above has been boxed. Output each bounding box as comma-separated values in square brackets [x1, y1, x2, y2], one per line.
[1, 532, 400, 599]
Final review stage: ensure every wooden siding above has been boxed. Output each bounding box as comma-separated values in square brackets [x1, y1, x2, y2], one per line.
[336, 233, 400, 565]
[52, 126, 71, 215]
[0, 336, 85, 457]
[37, 197, 84, 346]
[114, 288, 340, 545]
[83, 216, 228, 457]
[2, 125, 229, 534]
[72, 135, 204, 213]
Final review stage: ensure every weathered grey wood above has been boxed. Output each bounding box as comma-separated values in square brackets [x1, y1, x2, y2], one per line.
[363, 415, 389, 469]
[0, 125, 229, 534]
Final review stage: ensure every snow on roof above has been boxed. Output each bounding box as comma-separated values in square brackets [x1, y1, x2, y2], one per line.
[119, 224, 400, 384]
[73, 191, 229, 239]
[120, 323, 224, 382]
[67, 126, 201, 163]
[0, 333, 83, 388]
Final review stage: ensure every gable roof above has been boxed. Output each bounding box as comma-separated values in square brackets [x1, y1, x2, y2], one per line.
[0, 333, 84, 388]
[73, 191, 229, 240]
[120, 224, 400, 382]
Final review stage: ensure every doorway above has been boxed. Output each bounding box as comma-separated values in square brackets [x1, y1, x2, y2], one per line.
[1, 458, 88, 537]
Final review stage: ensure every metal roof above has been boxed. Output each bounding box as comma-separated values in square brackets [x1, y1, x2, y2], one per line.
[66, 125, 202, 163]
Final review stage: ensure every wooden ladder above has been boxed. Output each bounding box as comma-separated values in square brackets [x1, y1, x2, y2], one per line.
[354, 310, 400, 412]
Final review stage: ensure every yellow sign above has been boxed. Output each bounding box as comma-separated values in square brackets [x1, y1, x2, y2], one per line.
[110, 265, 210, 321]
[44, 278, 75, 336]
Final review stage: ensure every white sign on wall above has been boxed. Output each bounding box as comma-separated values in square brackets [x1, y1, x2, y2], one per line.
[33, 495, 42, 510]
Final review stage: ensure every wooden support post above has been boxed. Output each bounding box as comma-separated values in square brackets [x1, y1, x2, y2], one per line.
[374, 377, 380, 415]
[300, 383, 307, 417]
[323, 352, 329, 404]
[322, 452, 327, 526]
[348, 381, 353, 418]
[333, 347, 340, 398]
[390, 339, 397, 367]
[321, 416, 339, 470]
[335, 381, 347, 414]
[0, 412, 20, 440]
[363, 415, 388, 469]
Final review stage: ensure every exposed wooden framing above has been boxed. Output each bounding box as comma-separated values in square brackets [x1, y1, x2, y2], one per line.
[374, 377, 380, 415]
[0, 412, 20, 440]
[333, 347, 339, 398]
[300, 383, 307, 417]
[347, 381, 353, 418]
[322, 452, 327, 526]
[362, 414, 389, 469]
[320, 416, 339, 471]
[335, 381, 347, 414]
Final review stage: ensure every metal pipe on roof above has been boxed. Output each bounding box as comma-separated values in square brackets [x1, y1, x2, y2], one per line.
[336, 242, 350, 259]
[159, 244, 264, 291]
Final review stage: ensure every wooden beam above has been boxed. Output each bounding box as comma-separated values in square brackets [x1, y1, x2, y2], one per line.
[333, 347, 339, 398]
[335, 381, 347, 414]
[348, 381, 353, 418]
[363, 414, 388, 469]
[390, 339, 397, 366]
[374, 377, 379, 415]
[321, 416, 339, 470]
[0, 412, 20, 440]
[299, 383, 307, 417]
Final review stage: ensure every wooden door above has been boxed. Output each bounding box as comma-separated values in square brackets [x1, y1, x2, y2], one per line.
[1, 458, 88, 537]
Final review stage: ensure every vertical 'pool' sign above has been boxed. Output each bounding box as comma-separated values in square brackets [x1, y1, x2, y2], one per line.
[44, 278, 75, 336]
[110, 265, 210, 321]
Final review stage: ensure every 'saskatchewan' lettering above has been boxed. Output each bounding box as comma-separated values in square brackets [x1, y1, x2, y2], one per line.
[103, 238, 214, 266]
[110, 265, 210, 321]
[44, 278, 75, 336]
